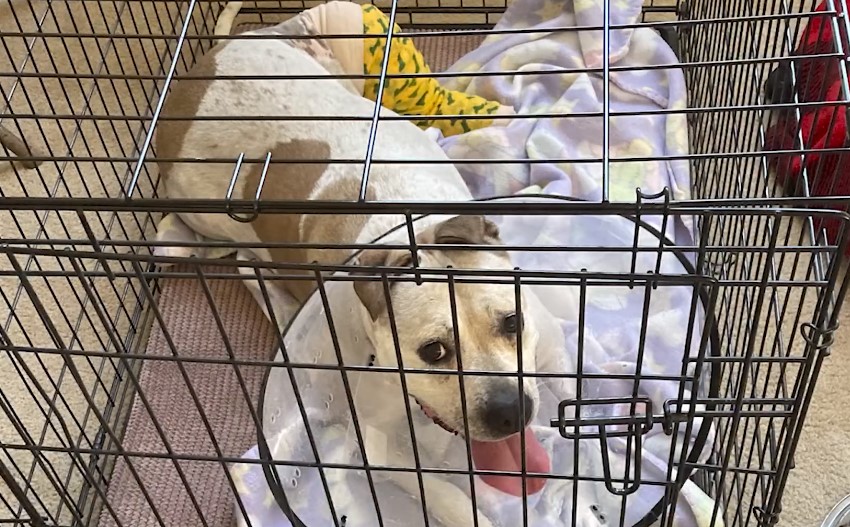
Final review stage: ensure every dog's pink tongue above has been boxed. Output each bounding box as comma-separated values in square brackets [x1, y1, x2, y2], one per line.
[470, 428, 550, 496]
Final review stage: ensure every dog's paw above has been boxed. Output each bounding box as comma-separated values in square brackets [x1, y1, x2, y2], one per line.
[475, 511, 496, 527]
[441, 506, 495, 527]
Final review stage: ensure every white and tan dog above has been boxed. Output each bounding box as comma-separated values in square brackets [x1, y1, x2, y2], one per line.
[155, 25, 573, 527]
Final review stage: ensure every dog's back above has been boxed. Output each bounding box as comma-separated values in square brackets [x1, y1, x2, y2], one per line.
[156, 34, 471, 299]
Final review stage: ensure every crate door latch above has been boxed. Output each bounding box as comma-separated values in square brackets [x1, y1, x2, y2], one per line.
[550, 396, 654, 496]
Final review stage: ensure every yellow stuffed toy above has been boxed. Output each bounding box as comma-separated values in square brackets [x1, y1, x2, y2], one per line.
[300, 1, 514, 137]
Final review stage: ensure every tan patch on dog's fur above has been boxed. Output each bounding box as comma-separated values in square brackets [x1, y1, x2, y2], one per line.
[156, 46, 220, 178]
[354, 215, 506, 320]
[243, 139, 376, 301]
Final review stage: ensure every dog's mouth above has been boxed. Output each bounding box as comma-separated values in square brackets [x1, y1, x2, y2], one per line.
[414, 398, 550, 497]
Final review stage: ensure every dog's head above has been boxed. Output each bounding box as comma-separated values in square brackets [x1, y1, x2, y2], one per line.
[352, 215, 542, 442]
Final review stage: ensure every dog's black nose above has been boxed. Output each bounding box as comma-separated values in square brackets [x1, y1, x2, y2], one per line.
[484, 389, 534, 436]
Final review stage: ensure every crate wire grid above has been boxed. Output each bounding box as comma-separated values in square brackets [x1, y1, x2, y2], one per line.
[0, 0, 848, 526]
[0, 3, 224, 525]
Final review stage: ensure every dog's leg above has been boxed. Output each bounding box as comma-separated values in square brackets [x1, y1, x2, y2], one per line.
[153, 213, 241, 264]
[235, 252, 301, 331]
[153, 213, 198, 265]
[385, 469, 495, 527]
[375, 434, 494, 527]
[214, 1, 243, 40]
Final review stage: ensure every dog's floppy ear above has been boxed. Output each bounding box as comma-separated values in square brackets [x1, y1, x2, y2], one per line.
[432, 215, 501, 245]
[352, 248, 414, 321]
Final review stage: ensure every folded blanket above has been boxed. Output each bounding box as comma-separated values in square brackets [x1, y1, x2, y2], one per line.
[436, 0, 693, 246]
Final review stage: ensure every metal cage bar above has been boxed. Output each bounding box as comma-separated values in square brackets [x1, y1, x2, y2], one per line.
[0, 1, 848, 527]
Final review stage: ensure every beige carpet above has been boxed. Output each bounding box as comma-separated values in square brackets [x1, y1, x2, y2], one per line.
[0, 1, 847, 526]
[779, 300, 850, 526]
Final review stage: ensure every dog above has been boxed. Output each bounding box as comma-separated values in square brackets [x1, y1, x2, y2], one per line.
[154, 25, 574, 527]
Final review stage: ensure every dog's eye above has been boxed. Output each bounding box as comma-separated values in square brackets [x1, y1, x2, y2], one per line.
[418, 341, 447, 363]
[501, 313, 520, 334]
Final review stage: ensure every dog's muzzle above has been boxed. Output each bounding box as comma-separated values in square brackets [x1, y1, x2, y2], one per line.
[414, 398, 459, 436]
[413, 391, 550, 498]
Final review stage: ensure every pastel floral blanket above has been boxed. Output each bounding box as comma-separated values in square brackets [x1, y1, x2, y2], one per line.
[435, 0, 693, 245]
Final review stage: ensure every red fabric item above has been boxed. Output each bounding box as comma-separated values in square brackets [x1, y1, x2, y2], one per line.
[764, 0, 850, 251]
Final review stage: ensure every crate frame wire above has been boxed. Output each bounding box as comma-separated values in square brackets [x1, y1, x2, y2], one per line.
[0, 204, 845, 527]
[0, 0, 849, 526]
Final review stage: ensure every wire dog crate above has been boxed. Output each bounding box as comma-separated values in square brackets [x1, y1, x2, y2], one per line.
[1, 1, 849, 526]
